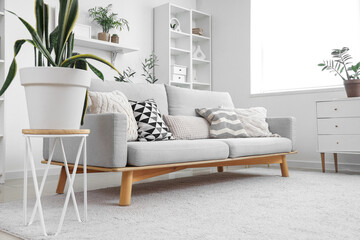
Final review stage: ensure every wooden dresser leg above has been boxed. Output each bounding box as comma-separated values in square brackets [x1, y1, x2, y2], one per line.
[217, 166, 224, 172]
[119, 171, 134, 206]
[333, 153, 338, 173]
[280, 156, 289, 177]
[321, 153, 325, 173]
[56, 166, 67, 194]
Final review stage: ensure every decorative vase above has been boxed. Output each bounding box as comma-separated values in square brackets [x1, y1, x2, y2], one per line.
[344, 79, 360, 97]
[98, 32, 110, 42]
[111, 35, 119, 44]
[19, 67, 91, 129]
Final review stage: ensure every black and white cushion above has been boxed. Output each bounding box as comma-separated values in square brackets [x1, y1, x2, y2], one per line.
[196, 108, 248, 138]
[129, 99, 174, 142]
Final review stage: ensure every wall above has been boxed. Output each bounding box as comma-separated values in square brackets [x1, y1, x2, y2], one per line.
[4, 0, 197, 178]
[197, 0, 360, 172]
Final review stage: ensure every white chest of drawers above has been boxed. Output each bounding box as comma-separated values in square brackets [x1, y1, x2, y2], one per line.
[316, 98, 360, 172]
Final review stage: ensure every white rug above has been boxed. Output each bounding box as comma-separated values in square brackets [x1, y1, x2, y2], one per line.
[0, 168, 360, 240]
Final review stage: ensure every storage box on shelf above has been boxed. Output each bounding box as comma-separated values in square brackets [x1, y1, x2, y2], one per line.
[154, 3, 211, 91]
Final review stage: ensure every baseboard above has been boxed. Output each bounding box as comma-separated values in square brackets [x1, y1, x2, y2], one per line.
[4, 167, 61, 181]
[287, 159, 360, 172]
[3, 159, 360, 182]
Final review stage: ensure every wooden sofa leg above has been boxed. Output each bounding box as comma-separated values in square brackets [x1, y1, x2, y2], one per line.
[217, 166, 224, 172]
[56, 166, 67, 194]
[280, 156, 289, 177]
[119, 171, 134, 206]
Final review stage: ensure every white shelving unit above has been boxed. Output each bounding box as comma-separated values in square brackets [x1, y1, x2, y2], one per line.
[154, 3, 211, 90]
[0, 0, 5, 183]
[74, 37, 139, 64]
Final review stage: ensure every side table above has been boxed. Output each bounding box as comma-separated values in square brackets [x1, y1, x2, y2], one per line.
[316, 98, 360, 173]
[22, 129, 90, 236]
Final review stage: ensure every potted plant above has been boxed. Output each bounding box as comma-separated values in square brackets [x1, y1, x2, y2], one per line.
[318, 47, 360, 97]
[111, 33, 119, 44]
[88, 4, 129, 42]
[0, 0, 120, 129]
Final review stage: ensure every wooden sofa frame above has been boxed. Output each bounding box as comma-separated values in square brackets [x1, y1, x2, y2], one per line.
[43, 151, 295, 206]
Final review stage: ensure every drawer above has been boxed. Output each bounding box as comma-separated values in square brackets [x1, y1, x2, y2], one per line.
[172, 74, 186, 83]
[171, 65, 187, 75]
[317, 99, 360, 118]
[317, 118, 360, 134]
[318, 135, 360, 152]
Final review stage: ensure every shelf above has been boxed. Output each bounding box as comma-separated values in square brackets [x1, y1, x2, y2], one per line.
[0, 60, 4, 63]
[193, 58, 210, 64]
[0, 12, 4, 16]
[74, 37, 139, 64]
[192, 34, 210, 41]
[74, 37, 138, 54]
[170, 81, 191, 86]
[192, 82, 211, 86]
[0, 97, 3, 102]
[171, 47, 190, 55]
[171, 30, 190, 39]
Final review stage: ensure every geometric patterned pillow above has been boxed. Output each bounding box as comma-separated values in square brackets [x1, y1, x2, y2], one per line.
[129, 99, 174, 142]
[196, 108, 248, 139]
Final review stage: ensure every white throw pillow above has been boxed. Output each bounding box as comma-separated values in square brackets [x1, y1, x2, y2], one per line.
[234, 107, 278, 137]
[88, 90, 138, 141]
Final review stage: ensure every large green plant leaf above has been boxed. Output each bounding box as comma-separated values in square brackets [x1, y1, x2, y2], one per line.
[0, 40, 35, 96]
[60, 54, 120, 74]
[7, 10, 56, 66]
[56, 0, 79, 65]
[35, 0, 45, 66]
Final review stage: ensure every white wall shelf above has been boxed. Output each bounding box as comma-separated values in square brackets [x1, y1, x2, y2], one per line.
[0, 11, 4, 16]
[74, 37, 139, 64]
[170, 47, 190, 55]
[193, 58, 210, 64]
[171, 30, 190, 39]
[154, 3, 211, 91]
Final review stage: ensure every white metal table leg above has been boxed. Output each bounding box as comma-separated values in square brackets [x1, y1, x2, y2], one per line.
[26, 138, 48, 236]
[59, 139, 81, 222]
[28, 138, 58, 226]
[83, 137, 87, 222]
[55, 138, 85, 236]
[23, 138, 28, 226]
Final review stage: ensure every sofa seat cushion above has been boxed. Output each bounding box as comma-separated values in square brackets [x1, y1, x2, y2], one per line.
[127, 140, 229, 166]
[219, 137, 292, 158]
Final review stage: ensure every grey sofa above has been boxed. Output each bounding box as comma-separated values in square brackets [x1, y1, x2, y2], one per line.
[44, 79, 296, 206]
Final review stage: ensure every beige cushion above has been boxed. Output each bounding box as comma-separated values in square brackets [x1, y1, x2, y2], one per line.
[163, 115, 210, 140]
[234, 107, 277, 137]
[88, 91, 138, 141]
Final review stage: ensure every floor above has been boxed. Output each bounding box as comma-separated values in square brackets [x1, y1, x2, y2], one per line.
[0, 165, 235, 239]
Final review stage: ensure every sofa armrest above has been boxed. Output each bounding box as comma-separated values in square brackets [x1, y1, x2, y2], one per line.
[43, 113, 128, 168]
[266, 117, 296, 151]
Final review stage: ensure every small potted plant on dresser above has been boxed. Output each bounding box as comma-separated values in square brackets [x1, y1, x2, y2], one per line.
[318, 47, 360, 97]
[0, 0, 120, 130]
[88, 4, 129, 42]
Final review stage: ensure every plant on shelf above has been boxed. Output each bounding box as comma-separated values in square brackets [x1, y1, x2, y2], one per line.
[0, 0, 120, 129]
[114, 67, 136, 83]
[318, 47, 360, 97]
[142, 52, 159, 84]
[111, 33, 119, 43]
[88, 4, 129, 42]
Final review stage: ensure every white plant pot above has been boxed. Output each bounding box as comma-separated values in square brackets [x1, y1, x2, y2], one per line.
[20, 67, 91, 129]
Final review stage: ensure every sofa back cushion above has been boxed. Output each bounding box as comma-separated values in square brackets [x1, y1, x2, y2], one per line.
[165, 85, 235, 116]
[90, 79, 169, 115]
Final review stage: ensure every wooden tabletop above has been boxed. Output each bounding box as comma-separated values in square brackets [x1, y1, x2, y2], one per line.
[22, 129, 90, 135]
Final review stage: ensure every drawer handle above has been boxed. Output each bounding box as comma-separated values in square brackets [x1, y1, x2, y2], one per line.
[335, 125, 338, 128]
[336, 141, 339, 144]
[334, 108, 338, 111]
